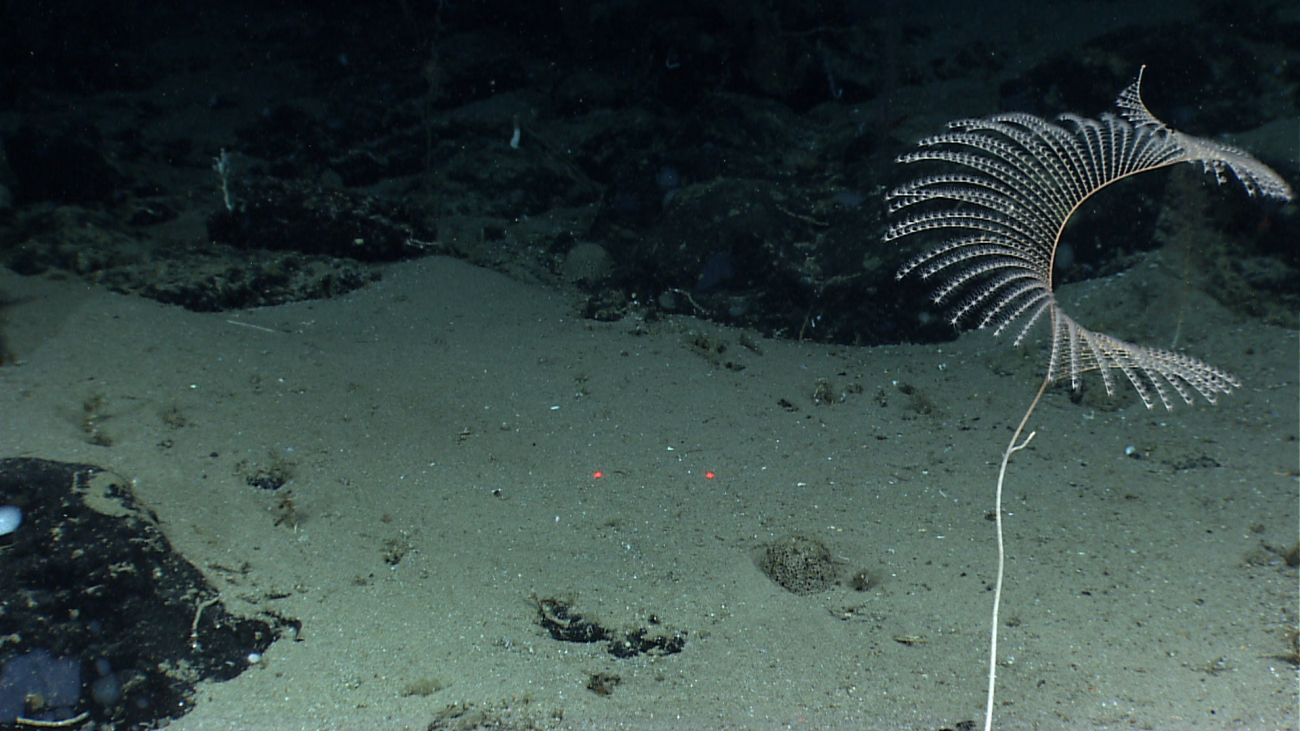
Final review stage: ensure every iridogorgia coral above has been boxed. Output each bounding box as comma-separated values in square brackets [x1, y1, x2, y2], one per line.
[885, 67, 1293, 730]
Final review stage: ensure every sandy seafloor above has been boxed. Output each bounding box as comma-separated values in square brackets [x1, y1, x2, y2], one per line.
[0, 253, 1295, 731]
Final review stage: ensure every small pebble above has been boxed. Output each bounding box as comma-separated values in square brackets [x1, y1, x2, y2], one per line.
[0, 505, 21, 536]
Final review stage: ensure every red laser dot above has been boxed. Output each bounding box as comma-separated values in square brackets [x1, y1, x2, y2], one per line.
[705, 472, 715, 479]
[592, 471, 603, 479]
